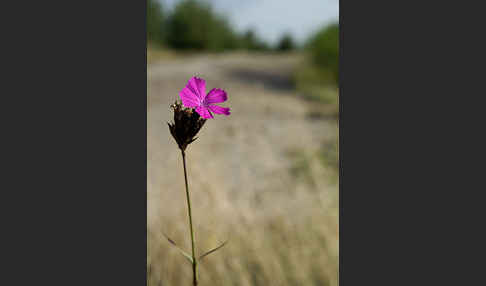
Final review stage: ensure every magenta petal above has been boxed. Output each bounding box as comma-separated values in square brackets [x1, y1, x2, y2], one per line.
[205, 88, 227, 104]
[195, 106, 213, 119]
[188, 77, 206, 100]
[179, 87, 200, 108]
[208, 105, 231, 116]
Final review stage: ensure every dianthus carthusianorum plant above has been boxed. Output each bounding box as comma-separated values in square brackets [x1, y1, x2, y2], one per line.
[166, 76, 230, 285]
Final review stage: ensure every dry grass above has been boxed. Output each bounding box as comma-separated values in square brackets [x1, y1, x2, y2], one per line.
[147, 52, 338, 286]
[293, 61, 339, 106]
[148, 153, 338, 286]
[147, 47, 178, 64]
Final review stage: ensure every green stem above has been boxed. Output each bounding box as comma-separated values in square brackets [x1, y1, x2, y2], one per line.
[182, 150, 198, 286]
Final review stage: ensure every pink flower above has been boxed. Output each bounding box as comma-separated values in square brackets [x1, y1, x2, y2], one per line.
[179, 76, 231, 119]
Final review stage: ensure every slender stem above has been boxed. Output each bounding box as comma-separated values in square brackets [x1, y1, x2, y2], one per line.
[182, 150, 198, 286]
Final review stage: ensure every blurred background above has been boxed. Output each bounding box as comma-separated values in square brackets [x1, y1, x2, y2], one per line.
[147, 0, 339, 285]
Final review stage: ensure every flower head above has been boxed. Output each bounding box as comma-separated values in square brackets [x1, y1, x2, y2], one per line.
[179, 76, 231, 119]
[168, 101, 206, 152]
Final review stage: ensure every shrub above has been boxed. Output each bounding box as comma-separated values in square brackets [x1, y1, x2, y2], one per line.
[276, 33, 295, 51]
[308, 23, 339, 83]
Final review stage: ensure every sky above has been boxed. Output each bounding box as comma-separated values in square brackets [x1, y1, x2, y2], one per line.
[162, 0, 339, 45]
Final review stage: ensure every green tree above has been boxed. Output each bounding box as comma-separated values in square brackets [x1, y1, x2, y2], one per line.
[166, 0, 239, 51]
[276, 33, 295, 51]
[147, 0, 165, 45]
[207, 17, 239, 51]
[166, 0, 211, 50]
[239, 29, 269, 51]
[308, 23, 339, 82]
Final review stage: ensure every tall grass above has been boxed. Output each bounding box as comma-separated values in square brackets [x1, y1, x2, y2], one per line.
[148, 146, 338, 286]
[293, 23, 339, 119]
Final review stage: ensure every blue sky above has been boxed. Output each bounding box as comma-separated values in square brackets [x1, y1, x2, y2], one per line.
[161, 0, 339, 45]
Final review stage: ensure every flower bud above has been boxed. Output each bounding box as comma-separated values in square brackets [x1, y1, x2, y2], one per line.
[167, 101, 206, 152]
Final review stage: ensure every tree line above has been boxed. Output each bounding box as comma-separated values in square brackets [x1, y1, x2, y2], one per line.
[147, 0, 295, 52]
[148, 0, 339, 81]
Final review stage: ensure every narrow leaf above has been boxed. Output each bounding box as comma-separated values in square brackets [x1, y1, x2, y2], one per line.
[199, 240, 228, 260]
[162, 233, 193, 264]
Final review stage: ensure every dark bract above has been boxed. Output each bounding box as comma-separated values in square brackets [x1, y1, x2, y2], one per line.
[168, 101, 207, 152]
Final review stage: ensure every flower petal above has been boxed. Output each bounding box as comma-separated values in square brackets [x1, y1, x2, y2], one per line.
[195, 106, 213, 119]
[205, 88, 227, 104]
[179, 87, 200, 108]
[208, 105, 231, 116]
[188, 77, 206, 100]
